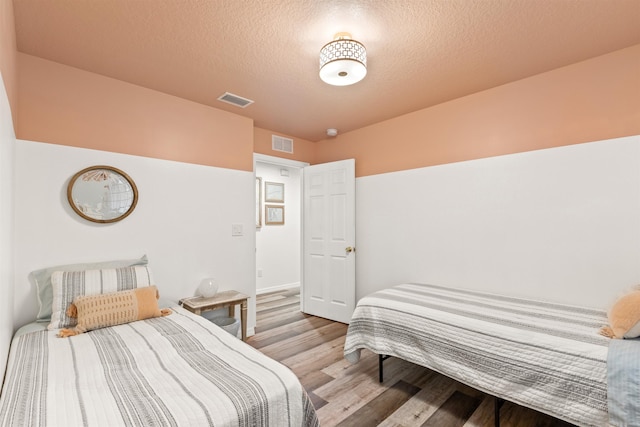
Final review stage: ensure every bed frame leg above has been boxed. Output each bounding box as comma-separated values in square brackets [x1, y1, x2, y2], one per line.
[494, 397, 504, 427]
[378, 354, 390, 383]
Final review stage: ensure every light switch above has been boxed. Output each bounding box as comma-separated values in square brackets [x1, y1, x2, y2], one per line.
[232, 224, 243, 236]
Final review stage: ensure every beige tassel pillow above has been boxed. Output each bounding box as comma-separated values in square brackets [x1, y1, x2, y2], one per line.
[58, 286, 171, 337]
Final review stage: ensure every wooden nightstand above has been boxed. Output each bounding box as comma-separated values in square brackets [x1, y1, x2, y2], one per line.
[179, 290, 249, 341]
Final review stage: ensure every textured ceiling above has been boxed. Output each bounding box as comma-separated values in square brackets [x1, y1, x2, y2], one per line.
[12, 0, 640, 142]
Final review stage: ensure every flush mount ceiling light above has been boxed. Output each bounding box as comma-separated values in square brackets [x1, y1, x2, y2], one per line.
[319, 32, 367, 86]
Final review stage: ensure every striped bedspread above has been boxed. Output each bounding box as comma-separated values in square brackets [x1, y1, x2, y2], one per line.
[0, 306, 318, 427]
[344, 283, 610, 427]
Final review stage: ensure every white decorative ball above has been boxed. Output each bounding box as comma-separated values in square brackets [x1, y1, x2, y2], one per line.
[198, 278, 218, 298]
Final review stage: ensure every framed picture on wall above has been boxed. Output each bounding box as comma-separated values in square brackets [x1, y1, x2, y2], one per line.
[265, 205, 284, 225]
[265, 181, 284, 203]
[256, 177, 262, 228]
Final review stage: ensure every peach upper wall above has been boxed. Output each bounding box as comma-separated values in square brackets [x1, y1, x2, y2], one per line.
[253, 127, 316, 164]
[14, 42, 640, 175]
[0, 0, 16, 131]
[315, 44, 640, 177]
[18, 54, 255, 171]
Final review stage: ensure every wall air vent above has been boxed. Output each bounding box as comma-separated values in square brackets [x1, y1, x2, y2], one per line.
[272, 135, 294, 154]
[217, 92, 254, 108]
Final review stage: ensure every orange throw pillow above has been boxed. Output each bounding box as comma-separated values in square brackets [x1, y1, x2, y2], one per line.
[58, 285, 171, 337]
[599, 289, 640, 339]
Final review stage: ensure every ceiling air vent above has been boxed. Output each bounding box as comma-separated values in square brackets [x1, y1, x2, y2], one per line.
[272, 135, 293, 154]
[217, 92, 254, 108]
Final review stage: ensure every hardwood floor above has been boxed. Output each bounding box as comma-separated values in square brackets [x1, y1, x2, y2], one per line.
[247, 288, 576, 427]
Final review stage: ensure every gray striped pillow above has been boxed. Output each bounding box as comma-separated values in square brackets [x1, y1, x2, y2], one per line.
[48, 266, 154, 330]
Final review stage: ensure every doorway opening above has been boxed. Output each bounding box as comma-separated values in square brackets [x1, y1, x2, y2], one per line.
[254, 154, 356, 325]
[254, 154, 308, 302]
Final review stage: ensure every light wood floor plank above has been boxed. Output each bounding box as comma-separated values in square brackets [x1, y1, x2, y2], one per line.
[256, 295, 299, 312]
[254, 309, 309, 333]
[297, 369, 335, 393]
[314, 356, 413, 402]
[321, 348, 378, 380]
[420, 391, 481, 427]
[308, 390, 329, 411]
[283, 336, 346, 380]
[463, 397, 502, 427]
[249, 315, 334, 349]
[256, 300, 301, 319]
[378, 371, 457, 427]
[257, 322, 348, 361]
[314, 359, 421, 425]
[336, 380, 421, 427]
[253, 294, 286, 304]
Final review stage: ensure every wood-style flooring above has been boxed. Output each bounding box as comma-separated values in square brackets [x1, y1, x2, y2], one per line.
[246, 288, 577, 427]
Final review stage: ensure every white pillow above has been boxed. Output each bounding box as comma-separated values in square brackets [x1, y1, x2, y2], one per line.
[48, 265, 154, 330]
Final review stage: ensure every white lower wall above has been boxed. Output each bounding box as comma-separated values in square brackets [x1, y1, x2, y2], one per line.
[13, 140, 256, 333]
[0, 73, 15, 382]
[10, 134, 640, 339]
[356, 135, 640, 310]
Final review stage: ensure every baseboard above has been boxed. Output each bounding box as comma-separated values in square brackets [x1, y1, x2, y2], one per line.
[256, 282, 300, 295]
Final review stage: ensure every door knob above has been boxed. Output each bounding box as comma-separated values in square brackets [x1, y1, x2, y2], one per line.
[345, 246, 355, 253]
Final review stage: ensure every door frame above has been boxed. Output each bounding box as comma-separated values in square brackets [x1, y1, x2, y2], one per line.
[253, 154, 309, 306]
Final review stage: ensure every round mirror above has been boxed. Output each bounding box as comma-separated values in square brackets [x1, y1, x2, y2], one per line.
[67, 165, 138, 223]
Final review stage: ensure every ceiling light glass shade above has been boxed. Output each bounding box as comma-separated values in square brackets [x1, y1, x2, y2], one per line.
[319, 34, 367, 86]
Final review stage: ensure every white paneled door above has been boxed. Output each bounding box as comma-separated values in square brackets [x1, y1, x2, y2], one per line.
[302, 159, 355, 324]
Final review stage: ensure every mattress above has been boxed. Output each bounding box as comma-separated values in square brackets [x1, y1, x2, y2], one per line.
[0, 306, 318, 427]
[343, 283, 610, 427]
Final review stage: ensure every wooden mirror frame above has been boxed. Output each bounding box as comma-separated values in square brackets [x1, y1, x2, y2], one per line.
[67, 165, 138, 224]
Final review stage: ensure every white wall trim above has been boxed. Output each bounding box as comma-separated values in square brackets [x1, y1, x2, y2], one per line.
[253, 153, 309, 169]
[256, 282, 300, 295]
